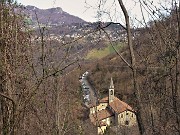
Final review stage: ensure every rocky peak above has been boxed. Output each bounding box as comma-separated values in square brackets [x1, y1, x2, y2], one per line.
[25, 6, 85, 25]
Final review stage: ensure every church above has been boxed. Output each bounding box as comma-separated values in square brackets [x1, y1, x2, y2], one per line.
[89, 78, 137, 134]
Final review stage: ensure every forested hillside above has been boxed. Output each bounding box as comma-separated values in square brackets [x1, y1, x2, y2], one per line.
[85, 8, 180, 135]
[0, 0, 179, 135]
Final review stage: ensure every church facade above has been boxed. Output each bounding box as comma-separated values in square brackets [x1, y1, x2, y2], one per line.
[89, 78, 137, 134]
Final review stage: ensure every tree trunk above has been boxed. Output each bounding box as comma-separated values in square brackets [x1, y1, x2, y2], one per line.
[117, 0, 145, 134]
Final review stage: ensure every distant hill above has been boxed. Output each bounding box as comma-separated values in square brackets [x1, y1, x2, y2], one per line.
[25, 5, 86, 25]
[22, 6, 126, 65]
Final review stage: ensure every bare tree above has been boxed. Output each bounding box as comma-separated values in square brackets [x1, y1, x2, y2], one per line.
[115, 0, 145, 134]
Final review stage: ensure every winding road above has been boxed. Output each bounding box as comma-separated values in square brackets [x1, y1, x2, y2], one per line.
[79, 72, 98, 107]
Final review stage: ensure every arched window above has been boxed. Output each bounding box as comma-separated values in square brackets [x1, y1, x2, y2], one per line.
[110, 90, 113, 95]
[125, 120, 129, 125]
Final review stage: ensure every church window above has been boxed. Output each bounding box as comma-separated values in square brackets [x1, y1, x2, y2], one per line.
[126, 112, 129, 115]
[125, 120, 129, 125]
[110, 90, 113, 95]
[121, 114, 123, 118]
[132, 114, 133, 117]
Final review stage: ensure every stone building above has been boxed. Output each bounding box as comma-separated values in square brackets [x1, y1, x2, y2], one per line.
[89, 78, 137, 134]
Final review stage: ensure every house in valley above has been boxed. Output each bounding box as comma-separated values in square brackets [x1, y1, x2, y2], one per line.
[89, 78, 137, 134]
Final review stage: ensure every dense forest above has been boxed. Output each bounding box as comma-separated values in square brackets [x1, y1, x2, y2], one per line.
[0, 0, 180, 135]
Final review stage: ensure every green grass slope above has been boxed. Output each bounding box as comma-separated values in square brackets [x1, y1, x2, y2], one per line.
[85, 43, 123, 60]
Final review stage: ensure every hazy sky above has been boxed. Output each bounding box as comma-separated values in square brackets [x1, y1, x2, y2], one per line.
[17, 0, 101, 22]
[16, 0, 172, 24]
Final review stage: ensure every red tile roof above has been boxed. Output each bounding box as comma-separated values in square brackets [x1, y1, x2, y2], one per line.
[98, 96, 133, 113]
[99, 97, 109, 103]
[89, 108, 114, 125]
[109, 97, 133, 113]
[89, 96, 134, 127]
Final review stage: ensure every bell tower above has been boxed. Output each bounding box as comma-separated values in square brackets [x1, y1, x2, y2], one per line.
[109, 77, 114, 103]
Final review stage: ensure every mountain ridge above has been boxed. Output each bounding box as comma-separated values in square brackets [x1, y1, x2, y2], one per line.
[25, 5, 86, 25]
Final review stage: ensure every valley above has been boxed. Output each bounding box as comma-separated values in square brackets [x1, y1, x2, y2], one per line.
[0, 1, 180, 135]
